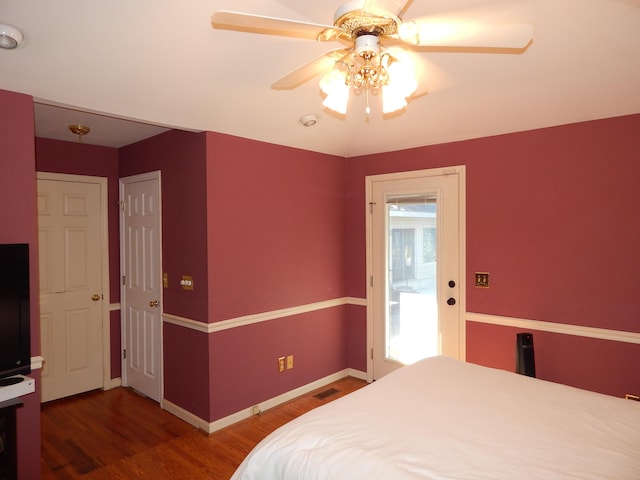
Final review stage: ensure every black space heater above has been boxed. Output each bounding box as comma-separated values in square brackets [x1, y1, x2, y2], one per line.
[516, 332, 536, 378]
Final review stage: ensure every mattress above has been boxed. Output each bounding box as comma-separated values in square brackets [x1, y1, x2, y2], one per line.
[231, 356, 640, 479]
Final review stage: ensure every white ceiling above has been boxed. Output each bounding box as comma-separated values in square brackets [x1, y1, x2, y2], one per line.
[1, 0, 639, 157]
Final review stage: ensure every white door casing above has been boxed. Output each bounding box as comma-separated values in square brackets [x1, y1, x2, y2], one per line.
[120, 171, 163, 402]
[366, 167, 466, 381]
[37, 173, 111, 402]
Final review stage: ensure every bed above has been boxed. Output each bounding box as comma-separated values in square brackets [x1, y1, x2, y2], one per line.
[231, 355, 640, 479]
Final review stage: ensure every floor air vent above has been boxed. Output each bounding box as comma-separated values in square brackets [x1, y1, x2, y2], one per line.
[313, 388, 339, 400]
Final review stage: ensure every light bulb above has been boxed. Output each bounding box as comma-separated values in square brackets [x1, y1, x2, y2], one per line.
[387, 60, 418, 98]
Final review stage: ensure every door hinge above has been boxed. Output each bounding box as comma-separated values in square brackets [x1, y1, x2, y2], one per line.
[369, 275, 373, 287]
[122, 275, 126, 286]
[370, 348, 374, 360]
[123, 349, 127, 360]
[369, 202, 375, 214]
[118, 200, 126, 212]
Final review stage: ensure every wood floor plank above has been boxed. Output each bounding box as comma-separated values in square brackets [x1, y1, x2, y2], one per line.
[41, 376, 367, 479]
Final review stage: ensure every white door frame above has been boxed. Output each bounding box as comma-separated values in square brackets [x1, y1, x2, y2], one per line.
[365, 166, 466, 382]
[36, 171, 112, 391]
[119, 170, 163, 404]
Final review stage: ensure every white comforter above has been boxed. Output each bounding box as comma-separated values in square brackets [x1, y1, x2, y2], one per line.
[231, 356, 640, 479]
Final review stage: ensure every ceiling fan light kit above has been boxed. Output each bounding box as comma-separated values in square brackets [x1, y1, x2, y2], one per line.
[319, 35, 417, 115]
[211, 1, 534, 117]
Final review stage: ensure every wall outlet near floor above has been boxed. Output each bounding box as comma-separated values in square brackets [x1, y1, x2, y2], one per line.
[278, 356, 286, 373]
[286, 355, 294, 370]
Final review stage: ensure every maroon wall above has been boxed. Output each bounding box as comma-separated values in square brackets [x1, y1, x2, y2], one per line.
[35, 138, 122, 378]
[119, 130, 211, 416]
[466, 322, 639, 397]
[0, 89, 40, 479]
[345, 113, 640, 396]
[163, 323, 210, 420]
[118, 130, 349, 422]
[205, 132, 346, 321]
[204, 133, 348, 421]
[209, 309, 348, 419]
[120, 130, 209, 322]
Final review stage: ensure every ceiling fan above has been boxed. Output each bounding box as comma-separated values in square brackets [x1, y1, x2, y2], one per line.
[211, 0, 534, 115]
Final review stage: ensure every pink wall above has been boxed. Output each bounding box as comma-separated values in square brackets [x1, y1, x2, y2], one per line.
[466, 322, 639, 397]
[345, 304, 367, 371]
[209, 308, 348, 419]
[203, 132, 348, 421]
[120, 130, 209, 322]
[163, 323, 211, 420]
[205, 132, 346, 321]
[35, 138, 122, 378]
[0, 89, 40, 479]
[345, 113, 640, 396]
[119, 130, 349, 422]
[119, 130, 211, 416]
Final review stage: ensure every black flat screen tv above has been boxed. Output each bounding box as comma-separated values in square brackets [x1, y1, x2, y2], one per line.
[0, 243, 31, 383]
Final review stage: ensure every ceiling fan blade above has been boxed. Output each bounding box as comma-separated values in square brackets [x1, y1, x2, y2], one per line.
[399, 20, 533, 49]
[394, 0, 414, 17]
[271, 49, 349, 90]
[355, 0, 413, 17]
[212, 11, 336, 41]
[377, 0, 414, 17]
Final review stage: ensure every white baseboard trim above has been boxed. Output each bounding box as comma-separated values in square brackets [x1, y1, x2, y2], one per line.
[162, 368, 363, 435]
[467, 312, 640, 345]
[105, 377, 122, 390]
[347, 368, 367, 381]
[206, 368, 354, 434]
[163, 399, 211, 432]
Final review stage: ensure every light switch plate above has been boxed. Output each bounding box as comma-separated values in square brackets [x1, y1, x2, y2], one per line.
[475, 272, 489, 288]
[180, 275, 194, 291]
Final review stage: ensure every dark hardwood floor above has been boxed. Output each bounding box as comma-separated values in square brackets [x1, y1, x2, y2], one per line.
[41, 376, 367, 479]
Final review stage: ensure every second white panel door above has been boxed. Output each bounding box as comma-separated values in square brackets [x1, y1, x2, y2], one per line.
[120, 171, 163, 402]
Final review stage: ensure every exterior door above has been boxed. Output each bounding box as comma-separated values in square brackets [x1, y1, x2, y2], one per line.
[367, 167, 465, 380]
[37, 174, 107, 402]
[120, 171, 163, 402]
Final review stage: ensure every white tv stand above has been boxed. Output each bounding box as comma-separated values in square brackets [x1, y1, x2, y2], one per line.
[0, 375, 35, 403]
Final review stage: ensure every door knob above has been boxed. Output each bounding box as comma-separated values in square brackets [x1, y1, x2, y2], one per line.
[149, 299, 159, 308]
[91, 294, 101, 302]
[447, 297, 456, 306]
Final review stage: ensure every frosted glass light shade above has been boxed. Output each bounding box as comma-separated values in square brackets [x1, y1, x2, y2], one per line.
[387, 60, 418, 98]
[381, 86, 408, 113]
[320, 69, 350, 114]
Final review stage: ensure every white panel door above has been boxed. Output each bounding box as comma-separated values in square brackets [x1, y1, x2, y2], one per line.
[38, 177, 105, 402]
[367, 167, 465, 380]
[120, 172, 162, 402]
